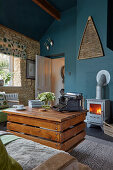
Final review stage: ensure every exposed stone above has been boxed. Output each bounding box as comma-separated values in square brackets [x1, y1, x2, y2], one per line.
[0, 25, 40, 106]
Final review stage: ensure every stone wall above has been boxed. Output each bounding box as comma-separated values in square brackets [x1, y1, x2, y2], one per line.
[0, 25, 40, 105]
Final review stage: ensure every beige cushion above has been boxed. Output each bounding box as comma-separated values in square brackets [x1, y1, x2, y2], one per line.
[78, 163, 91, 170]
[33, 152, 90, 170]
[62, 162, 91, 170]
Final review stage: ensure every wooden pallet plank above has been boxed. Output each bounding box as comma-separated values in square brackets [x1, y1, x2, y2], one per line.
[61, 114, 86, 131]
[7, 122, 60, 142]
[61, 122, 85, 142]
[7, 114, 60, 131]
[61, 131, 86, 151]
[7, 130, 61, 150]
[3, 107, 87, 122]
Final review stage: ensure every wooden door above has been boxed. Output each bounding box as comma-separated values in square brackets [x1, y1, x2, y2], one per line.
[51, 58, 65, 104]
[35, 55, 51, 98]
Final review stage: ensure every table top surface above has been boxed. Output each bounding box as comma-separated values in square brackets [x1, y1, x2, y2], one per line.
[3, 107, 86, 122]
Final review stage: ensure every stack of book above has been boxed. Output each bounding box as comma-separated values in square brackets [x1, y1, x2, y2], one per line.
[103, 121, 113, 137]
[28, 100, 44, 108]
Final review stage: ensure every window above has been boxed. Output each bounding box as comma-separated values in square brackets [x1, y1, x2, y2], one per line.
[0, 53, 21, 86]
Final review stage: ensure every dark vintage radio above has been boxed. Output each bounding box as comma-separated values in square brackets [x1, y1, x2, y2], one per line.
[53, 92, 83, 112]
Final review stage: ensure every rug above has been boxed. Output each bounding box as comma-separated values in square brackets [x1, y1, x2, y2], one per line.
[71, 135, 113, 170]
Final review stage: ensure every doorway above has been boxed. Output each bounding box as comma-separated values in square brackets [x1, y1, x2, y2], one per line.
[51, 57, 65, 104]
[35, 55, 65, 104]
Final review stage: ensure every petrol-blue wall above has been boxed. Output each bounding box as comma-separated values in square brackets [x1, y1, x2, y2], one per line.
[76, 0, 113, 113]
[40, 6, 77, 91]
[40, 0, 113, 115]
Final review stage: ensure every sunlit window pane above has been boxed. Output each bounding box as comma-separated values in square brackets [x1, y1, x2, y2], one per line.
[0, 53, 21, 86]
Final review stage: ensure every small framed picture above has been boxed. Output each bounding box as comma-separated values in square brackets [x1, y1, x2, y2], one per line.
[26, 59, 35, 79]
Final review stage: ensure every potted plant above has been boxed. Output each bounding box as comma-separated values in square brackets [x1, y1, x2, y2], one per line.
[0, 70, 13, 86]
[37, 92, 55, 110]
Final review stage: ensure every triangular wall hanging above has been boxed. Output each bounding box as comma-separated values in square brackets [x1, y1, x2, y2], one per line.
[78, 16, 104, 60]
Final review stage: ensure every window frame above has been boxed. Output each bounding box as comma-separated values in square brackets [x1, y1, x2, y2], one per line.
[8, 55, 14, 86]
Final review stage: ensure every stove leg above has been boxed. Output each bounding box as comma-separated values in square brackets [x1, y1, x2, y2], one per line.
[87, 123, 92, 128]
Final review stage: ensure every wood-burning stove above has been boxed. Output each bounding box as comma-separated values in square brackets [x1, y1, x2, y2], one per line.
[86, 99, 110, 129]
[85, 70, 110, 130]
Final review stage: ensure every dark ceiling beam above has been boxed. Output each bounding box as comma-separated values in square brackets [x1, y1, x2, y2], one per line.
[32, 0, 60, 20]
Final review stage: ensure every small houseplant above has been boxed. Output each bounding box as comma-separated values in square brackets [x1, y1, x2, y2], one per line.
[0, 60, 13, 86]
[0, 71, 13, 86]
[37, 92, 55, 110]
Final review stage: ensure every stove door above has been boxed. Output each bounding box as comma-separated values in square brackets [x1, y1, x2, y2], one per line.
[87, 101, 104, 125]
[87, 101, 104, 115]
[90, 103, 101, 115]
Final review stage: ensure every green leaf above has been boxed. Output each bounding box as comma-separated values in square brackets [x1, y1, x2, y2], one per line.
[37, 92, 55, 102]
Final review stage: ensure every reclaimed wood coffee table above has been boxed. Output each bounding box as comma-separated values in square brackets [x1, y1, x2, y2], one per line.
[4, 107, 86, 151]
